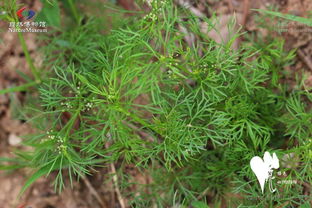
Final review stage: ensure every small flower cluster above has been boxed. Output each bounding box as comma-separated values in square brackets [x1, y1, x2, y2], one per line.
[46, 130, 63, 141]
[168, 62, 179, 67]
[61, 101, 73, 109]
[85, 102, 93, 110]
[57, 144, 67, 154]
[75, 82, 82, 96]
[200, 63, 216, 70]
[45, 130, 67, 154]
[144, 13, 158, 21]
[41, 130, 56, 143]
[277, 171, 287, 176]
[82, 97, 97, 111]
[192, 63, 217, 75]
[143, 0, 168, 21]
[160, 53, 179, 63]
[167, 70, 173, 79]
[165, 55, 182, 80]
[164, 55, 180, 74]
[55, 135, 66, 154]
[145, 0, 167, 8]
[107, 87, 117, 101]
[166, 69, 180, 80]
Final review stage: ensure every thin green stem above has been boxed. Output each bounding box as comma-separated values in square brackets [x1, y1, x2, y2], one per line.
[0, 81, 38, 95]
[17, 31, 41, 82]
[118, 106, 163, 136]
[63, 107, 82, 140]
[6, 15, 41, 83]
[67, 0, 80, 25]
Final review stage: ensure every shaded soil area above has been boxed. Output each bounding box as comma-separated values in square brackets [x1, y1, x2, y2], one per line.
[0, 0, 311, 207]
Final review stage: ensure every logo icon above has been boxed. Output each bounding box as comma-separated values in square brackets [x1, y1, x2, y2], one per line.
[17, 7, 35, 20]
[250, 151, 279, 193]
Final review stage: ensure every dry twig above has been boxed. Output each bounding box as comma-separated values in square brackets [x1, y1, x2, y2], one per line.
[104, 143, 126, 208]
[123, 121, 155, 142]
[175, 0, 206, 18]
[110, 163, 126, 208]
[297, 49, 312, 71]
[82, 176, 107, 208]
[227, 0, 234, 13]
[242, 0, 250, 27]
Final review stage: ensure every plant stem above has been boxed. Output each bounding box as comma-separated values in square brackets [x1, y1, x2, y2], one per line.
[17, 31, 41, 82]
[6, 15, 41, 83]
[63, 108, 82, 139]
[118, 106, 162, 136]
[67, 0, 80, 25]
[0, 81, 38, 95]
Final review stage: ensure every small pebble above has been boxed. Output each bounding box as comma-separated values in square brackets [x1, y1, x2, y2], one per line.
[8, 134, 22, 146]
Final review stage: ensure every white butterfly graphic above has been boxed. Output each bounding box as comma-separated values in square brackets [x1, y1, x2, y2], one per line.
[250, 151, 279, 193]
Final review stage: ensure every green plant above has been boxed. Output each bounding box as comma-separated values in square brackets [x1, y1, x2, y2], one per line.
[0, 0, 79, 95]
[255, 9, 312, 27]
[0, 0, 41, 85]
[1, 1, 311, 207]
